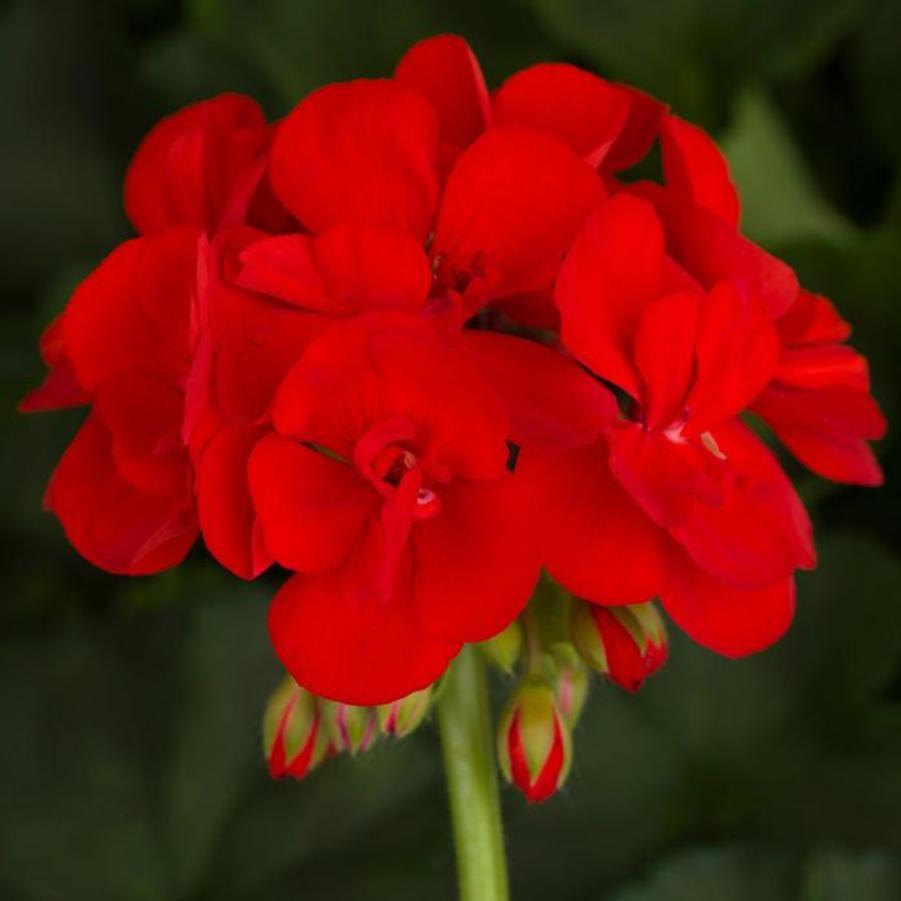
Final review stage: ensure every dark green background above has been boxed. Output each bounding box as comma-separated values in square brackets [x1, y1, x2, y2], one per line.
[2, 1, 900, 898]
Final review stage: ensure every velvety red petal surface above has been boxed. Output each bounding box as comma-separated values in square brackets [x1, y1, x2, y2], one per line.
[669, 421, 816, 587]
[64, 229, 200, 392]
[493, 63, 630, 167]
[661, 543, 796, 658]
[197, 423, 273, 579]
[754, 384, 886, 485]
[661, 114, 741, 226]
[236, 222, 431, 315]
[268, 536, 460, 705]
[411, 474, 540, 642]
[46, 414, 197, 576]
[274, 314, 509, 479]
[630, 182, 799, 320]
[394, 34, 490, 151]
[125, 93, 267, 234]
[460, 330, 617, 452]
[556, 195, 665, 397]
[604, 84, 666, 172]
[521, 443, 665, 605]
[270, 79, 441, 241]
[685, 281, 780, 434]
[249, 433, 376, 574]
[19, 315, 88, 412]
[608, 422, 728, 529]
[432, 126, 604, 306]
[633, 290, 700, 429]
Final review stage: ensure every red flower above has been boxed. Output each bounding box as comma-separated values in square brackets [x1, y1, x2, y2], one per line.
[250, 313, 541, 704]
[524, 193, 816, 656]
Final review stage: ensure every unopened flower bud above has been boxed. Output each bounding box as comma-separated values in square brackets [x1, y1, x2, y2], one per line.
[551, 646, 589, 727]
[263, 676, 324, 780]
[497, 678, 571, 803]
[378, 685, 432, 737]
[571, 601, 668, 692]
[479, 619, 523, 674]
[324, 702, 379, 756]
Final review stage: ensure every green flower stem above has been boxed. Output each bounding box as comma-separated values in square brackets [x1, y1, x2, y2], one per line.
[437, 645, 510, 901]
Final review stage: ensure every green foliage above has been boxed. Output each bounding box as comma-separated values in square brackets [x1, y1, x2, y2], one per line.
[1, 0, 900, 898]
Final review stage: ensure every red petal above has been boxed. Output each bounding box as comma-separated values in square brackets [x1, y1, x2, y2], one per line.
[125, 93, 267, 234]
[270, 79, 440, 241]
[19, 315, 88, 412]
[776, 290, 851, 346]
[46, 413, 197, 575]
[604, 84, 667, 172]
[411, 475, 540, 643]
[607, 421, 729, 528]
[93, 371, 191, 497]
[393, 34, 490, 151]
[64, 229, 199, 392]
[669, 420, 816, 588]
[753, 383, 886, 485]
[661, 545, 796, 658]
[630, 182, 799, 319]
[249, 433, 376, 574]
[268, 542, 460, 705]
[235, 222, 431, 315]
[684, 281, 780, 434]
[197, 423, 273, 579]
[520, 443, 665, 605]
[633, 290, 700, 430]
[432, 126, 604, 307]
[493, 63, 630, 167]
[661, 114, 740, 226]
[556, 195, 665, 397]
[460, 331, 617, 452]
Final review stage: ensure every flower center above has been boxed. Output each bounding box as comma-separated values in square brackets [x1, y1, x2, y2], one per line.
[354, 417, 443, 520]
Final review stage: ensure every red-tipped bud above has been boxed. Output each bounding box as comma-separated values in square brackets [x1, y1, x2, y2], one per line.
[324, 702, 379, 756]
[378, 685, 433, 737]
[263, 676, 324, 780]
[479, 619, 523, 674]
[571, 601, 668, 692]
[551, 646, 589, 727]
[498, 679, 571, 803]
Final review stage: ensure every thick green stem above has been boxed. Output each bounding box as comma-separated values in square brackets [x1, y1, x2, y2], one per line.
[436, 645, 510, 901]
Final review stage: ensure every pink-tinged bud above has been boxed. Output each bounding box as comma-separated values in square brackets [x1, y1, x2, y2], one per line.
[263, 676, 323, 780]
[478, 619, 523, 674]
[378, 685, 433, 737]
[571, 601, 668, 692]
[324, 702, 379, 756]
[551, 646, 589, 727]
[498, 679, 571, 803]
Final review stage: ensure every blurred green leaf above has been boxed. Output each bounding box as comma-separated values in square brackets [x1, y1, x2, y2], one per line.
[522, 0, 864, 124]
[722, 92, 856, 246]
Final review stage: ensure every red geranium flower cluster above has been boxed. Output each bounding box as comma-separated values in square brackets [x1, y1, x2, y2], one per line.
[22, 36, 885, 708]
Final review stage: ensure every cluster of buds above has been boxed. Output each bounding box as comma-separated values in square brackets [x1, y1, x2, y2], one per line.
[491, 587, 669, 803]
[263, 676, 433, 780]
[265, 587, 668, 802]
